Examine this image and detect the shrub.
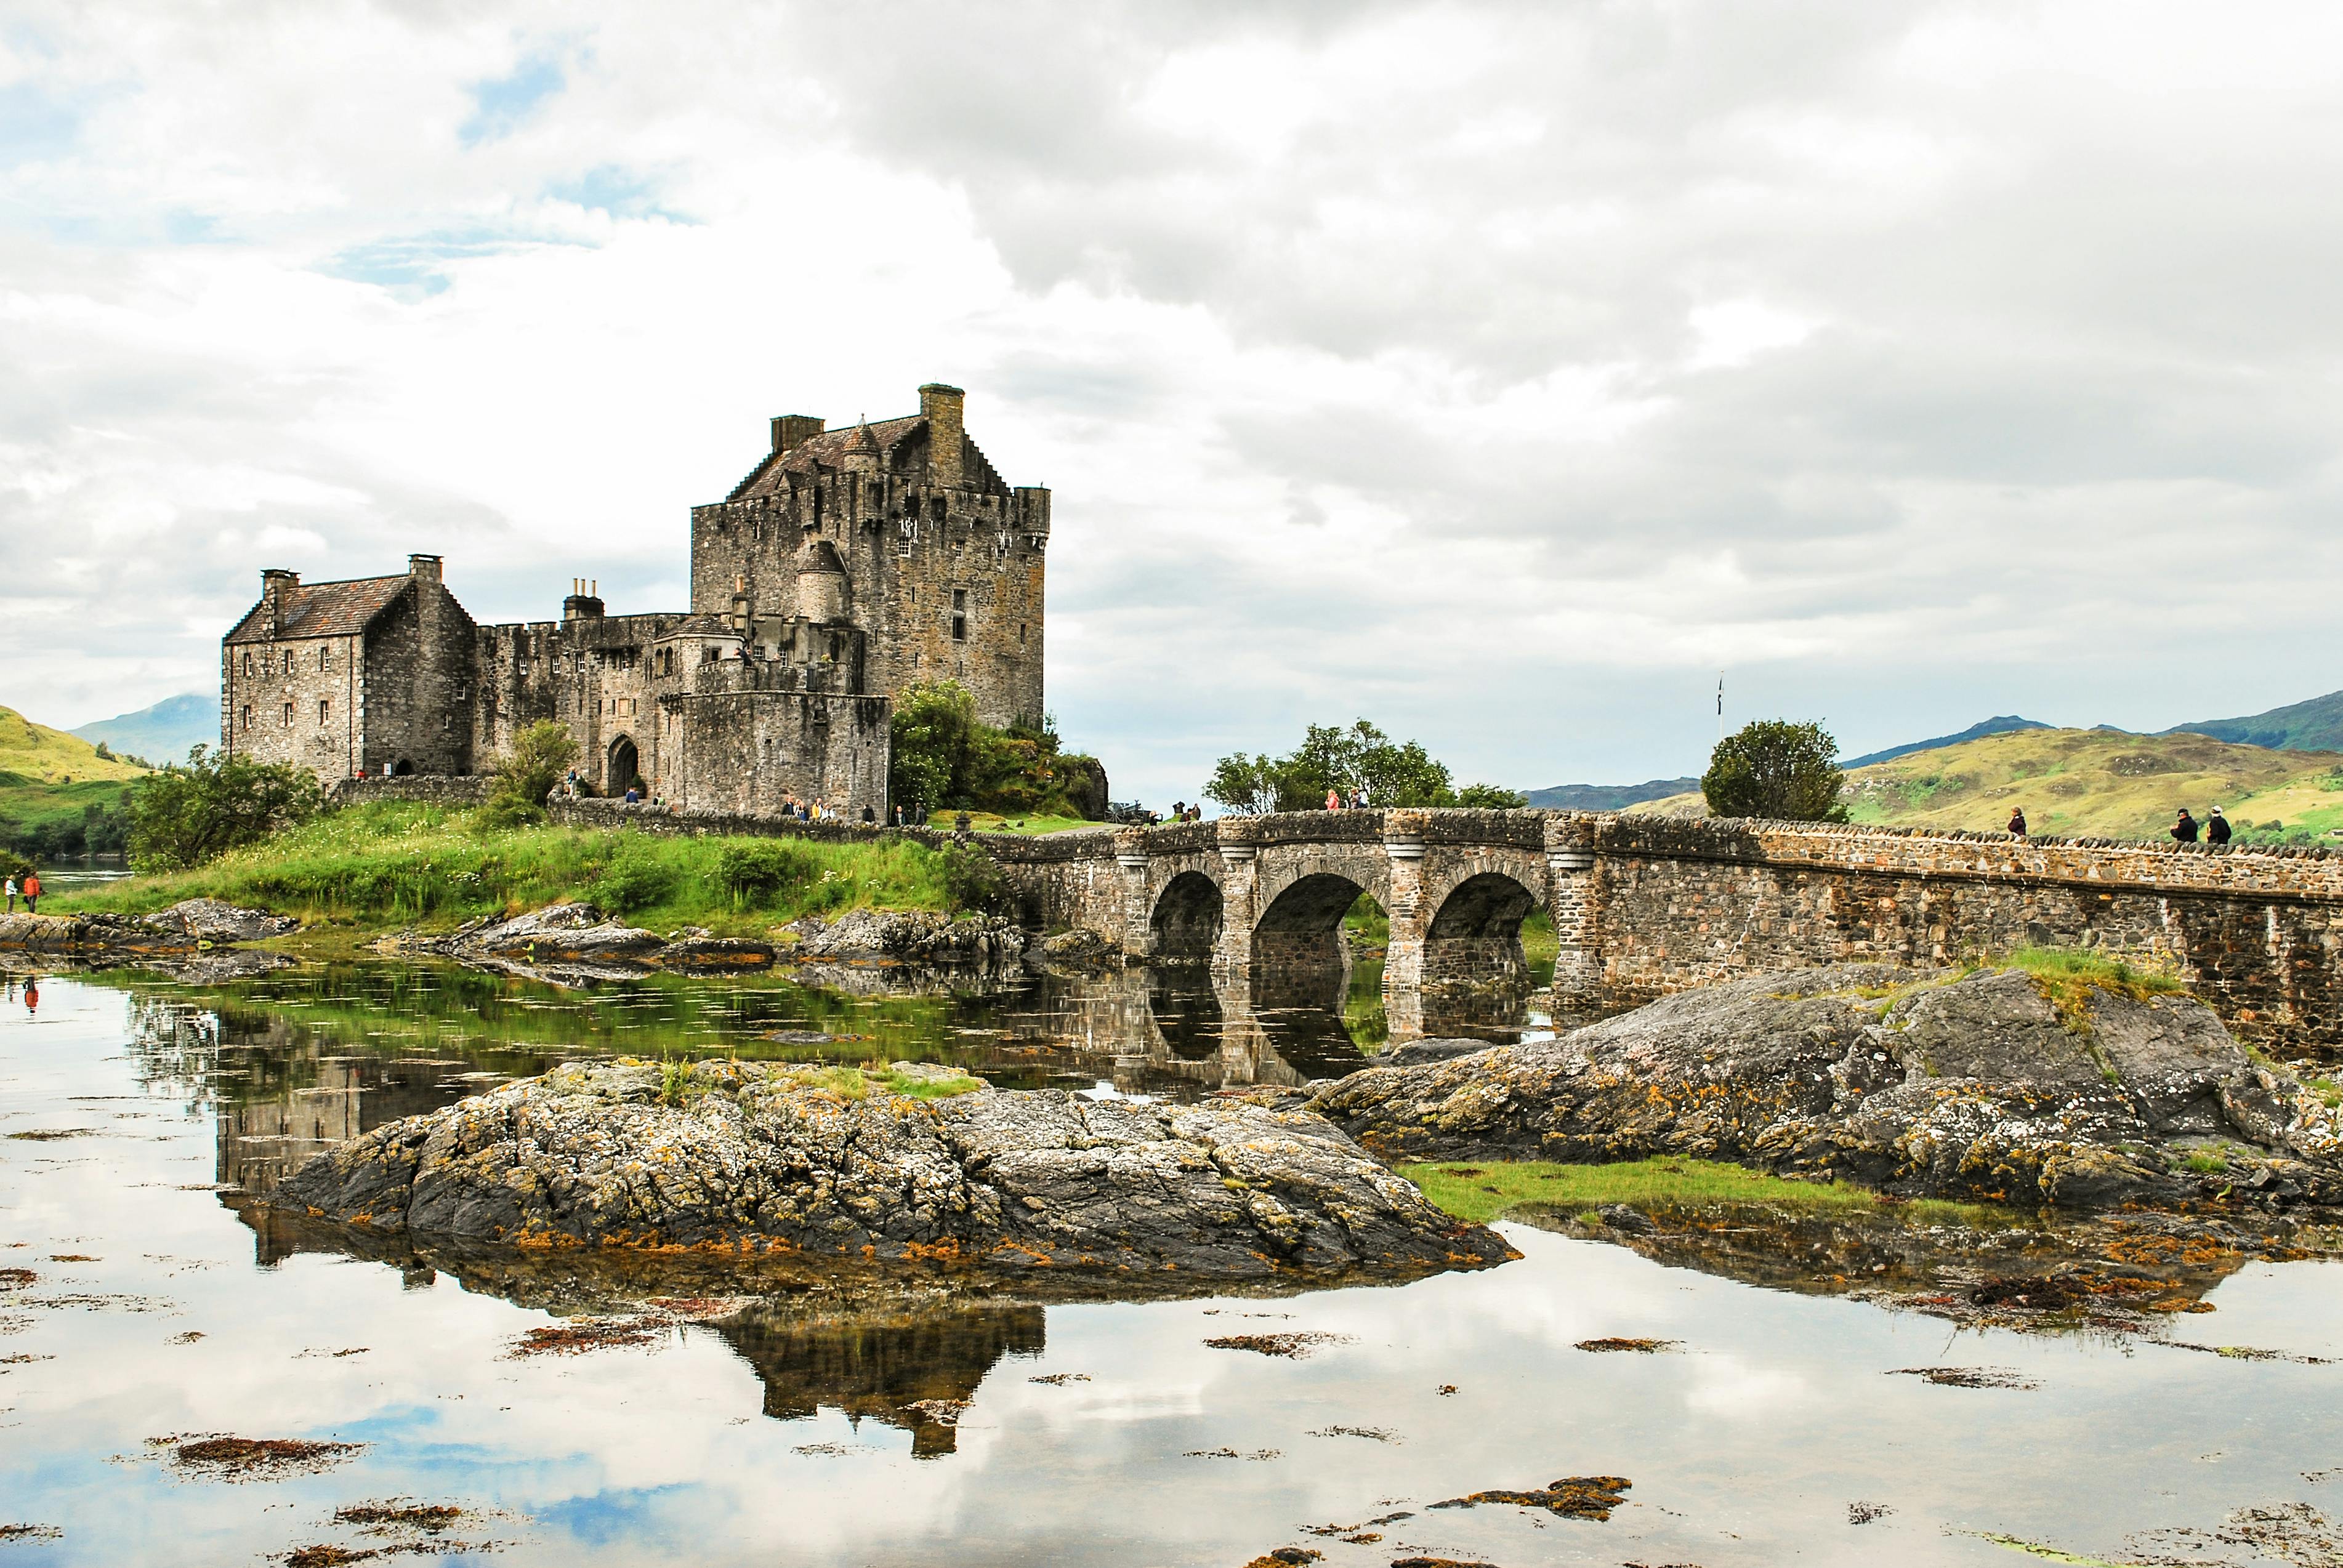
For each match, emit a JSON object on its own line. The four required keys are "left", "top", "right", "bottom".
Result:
{"left": 595, "top": 845, "right": 679, "bottom": 912}
{"left": 1702, "top": 720, "right": 1850, "bottom": 822}
{"left": 485, "top": 721, "right": 580, "bottom": 826}
{"left": 717, "top": 840, "right": 817, "bottom": 909}
{"left": 941, "top": 842, "right": 1007, "bottom": 914}
{"left": 128, "top": 746, "right": 323, "bottom": 872}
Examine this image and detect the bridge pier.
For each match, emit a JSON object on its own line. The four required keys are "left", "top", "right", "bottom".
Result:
{"left": 1544, "top": 814, "right": 1601, "bottom": 1019}
{"left": 1113, "top": 830, "right": 1153, "bottom": 956}
{"left": 1211, "top": 841, "right": 1260, "bottom": 973}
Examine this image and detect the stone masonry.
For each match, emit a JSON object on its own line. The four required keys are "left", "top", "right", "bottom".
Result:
{"left": 220, "top": 384, "right": 1047, "bottom": 820}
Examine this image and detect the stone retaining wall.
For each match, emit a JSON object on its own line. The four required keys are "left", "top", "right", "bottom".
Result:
{"left": 327, "top": 774, "right": 494, "bottom": 807}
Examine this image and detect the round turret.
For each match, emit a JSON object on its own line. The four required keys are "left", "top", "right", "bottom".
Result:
{"left": 796, "top": 536, "right": 849, "bottom": 623}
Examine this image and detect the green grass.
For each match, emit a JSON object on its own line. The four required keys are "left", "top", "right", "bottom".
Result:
{"left": 1999, "top": 946, "right": 2184, "bottom": 1025}
{"left": 951, "top": 810, "right": 1103, "bottom": 836}
{"left": 48, "top": 800, "right": 963, "bottom": 935}
{"left": 1401, "top": 1157, "right": 2010, "bottom": 1227}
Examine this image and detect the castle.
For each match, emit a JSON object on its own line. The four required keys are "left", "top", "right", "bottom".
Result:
{"left": 219, "top": 384, "right": 1048, "bottom": 818}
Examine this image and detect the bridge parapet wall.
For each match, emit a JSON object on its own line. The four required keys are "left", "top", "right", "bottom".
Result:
{"left": 1572, "top": 811, "right": 2343, "bottom": 1053}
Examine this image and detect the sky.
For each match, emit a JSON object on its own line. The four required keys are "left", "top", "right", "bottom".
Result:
{"left": 6, "top": 1, "right": 2343, "bottom": 806}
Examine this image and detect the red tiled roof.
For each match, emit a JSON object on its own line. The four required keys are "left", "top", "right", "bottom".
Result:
{"left": 224, "top": 576, "right": 410, "bottom": 645}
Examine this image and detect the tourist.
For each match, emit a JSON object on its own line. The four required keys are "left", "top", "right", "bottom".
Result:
{"left": 2171, "top": 809, "right": 2200, "bottom": 845}
{"left": 861, "top": 805, "right": 874, "bottom": 824}
{"left": 2007, "top": 806, "right": 2027, "bottom": 838}
{"left": 2208, "top": 806, "right": 2233, "bottom": 846}
{"left": 20, "top": 870, "right": 38, "bottom": 915}
{"left": 1352, "top": 786, "right": 1368, "bottom": 810}
{"left": 2, "top": 874, "right": 13, "bottom": 914}
{"left": 1325, "top": 787, "right": 1342, "bottom": 812}
{"left": 623, "top": 785, "right": 640, "bottom": 804}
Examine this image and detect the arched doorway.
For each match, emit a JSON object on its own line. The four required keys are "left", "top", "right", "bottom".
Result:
{"left": 608, "top": 735, "right": 639, "bottom": 795}
{"left": 1148, "top": 872, "right": 1223, "bottom": 960}
{"left": 390, "top": 758, "right": 414, "bottom": 776}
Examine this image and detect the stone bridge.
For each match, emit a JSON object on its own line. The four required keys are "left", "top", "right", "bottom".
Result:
{"left": 1001, "top": 806, "right": 2343, "bottom": 1055}
{"left": 548, "top": 797, "right": 2343, "bottom": 1055}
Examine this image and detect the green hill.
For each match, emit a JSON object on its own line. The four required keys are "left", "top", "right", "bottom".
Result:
{"left": 0, "top": 704, "right": 152, "bottom": 859}
{"left": 1631, "top": 728, "right": 2343, "bottom": 844}
{"left": 2164, "top": 688, "right": 2343, "bottom": 752}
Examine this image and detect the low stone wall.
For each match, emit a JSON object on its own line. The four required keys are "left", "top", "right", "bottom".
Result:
{"left": 328, "top": 774, "right": 494, "bottom": 807}
{"left": 1575, "top": 814, "right": 2343, "bottom": 1053}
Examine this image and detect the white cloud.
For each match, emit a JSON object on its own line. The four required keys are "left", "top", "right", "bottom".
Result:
{"left": 4, "top": 0, "right": 2341, "bottom": 799}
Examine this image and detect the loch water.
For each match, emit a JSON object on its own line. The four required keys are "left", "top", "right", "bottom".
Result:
{"left": 3, "top": 958, "right": 2343, "bottom": 1566}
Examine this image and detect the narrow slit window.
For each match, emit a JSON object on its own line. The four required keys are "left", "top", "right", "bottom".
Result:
{"left": 951, "top": 589, "right": 967, "bottom": 643}
{"left": 281, "top": 702, "right": 294, "bottom": 727}
{"left": 318, "top": 699, "right": 330, "bottom": 725}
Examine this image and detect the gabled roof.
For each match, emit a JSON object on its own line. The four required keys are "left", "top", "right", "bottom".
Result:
{"left": 727, "top": 415, "right": 925, "bottom": 502}
{"left": 224, "top": 576, "right": 409, "bottom": 645}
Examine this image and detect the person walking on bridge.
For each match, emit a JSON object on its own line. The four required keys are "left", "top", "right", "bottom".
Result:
{"left": 2007, "top": 806, "right": 2027, "bottom": 838}
{"left": 2171, "top": 809, "right": 2200, "bottom": 845}
{"left": 2208, "top": 806, "right": 2232, "bottom": 846}
{"left": 1325, "top": 787, "right": 1342, "bottom": 812}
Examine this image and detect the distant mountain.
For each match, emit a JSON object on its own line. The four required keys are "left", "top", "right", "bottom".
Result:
{"left": 1841, "top": 715, "right": 2054, "bottom": 770}
{"left": 1523, "top": 776, "right": 1700, "bottom": 811}
{"left": 0, "top": 704, "right": 150, "bottom": 786}
{"left": 2163, "top": 689, "right": 2343, "bottom": 753}
{"left": 70, "top": 693, "right": 213, "bottom": 766}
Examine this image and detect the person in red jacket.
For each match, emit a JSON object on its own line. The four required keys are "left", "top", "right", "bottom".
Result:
{"left": 20, "top": 870, "right": 38, "bottom": 914}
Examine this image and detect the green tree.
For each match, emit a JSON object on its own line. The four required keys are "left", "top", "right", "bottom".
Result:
{"left": 128, "top": 745, "right": 323, "bottom": 871}
{"left": 1204, "top": 719, "right": 1522, "bottom": 813}
{"left": 890, "top": 680, "right": 980, "bottom": 811}
{"left": 481, "top": 720, "right": 580, "bottom": 827}
{"left": 1702, "top": 720, "right": 1849, "bottom": 822}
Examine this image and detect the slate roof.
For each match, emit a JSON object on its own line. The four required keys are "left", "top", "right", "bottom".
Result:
{"left": 727, "top": 416, "right": 926, "bottom": 502}
{"left": 655, "top": 614, "right": 740, "bottom": 640}
{"left": 223, "top": 575, "right": 410, "bottom": 645}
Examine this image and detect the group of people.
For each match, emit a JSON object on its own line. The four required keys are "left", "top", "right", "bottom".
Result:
{"left": 2006, "top": 805, "right": 2233, "bottom": 845}
{"left": 1323, "top": 787, "right": 1371, "bottom": 811}
{"left": 3, "top": 872, "right": 38, "bottom": 914}
{"left": 1163, "top": 802, "right": 1206, "bottom": 824}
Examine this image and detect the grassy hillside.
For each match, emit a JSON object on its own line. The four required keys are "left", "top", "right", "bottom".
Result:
{"left": 0, "top": 705, "right": 150, "bottom": 786}
{"left": 2164, "top": 688, "right": 2343, "bottom": 752}
{"left": 0, "top": 703, "right": 152, "bottom": 859}
{"left": 1630, "top": 728, "right": 2343, "bottom": 843}
{"left": 52, "top": 800, "right": 969, "bottom": 934}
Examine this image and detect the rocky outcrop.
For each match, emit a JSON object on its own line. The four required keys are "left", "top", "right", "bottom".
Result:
{"left": 0, "top": 899, "right": 296, "bottom": 968}
{"left": 392, "top": 903, "right": 777, "bottom": 984}
{"left": 787, "top": 909, "right": 1027, "bottom": 968}
{"left": 1312, "top": 965, "right": 2343, "bottom": 1210}
{"left": 1028, "top": 928, "right": 1120, "bottom": 971}
{"left": 277, "top": 1058, "right": 1514, "bottom": 1279}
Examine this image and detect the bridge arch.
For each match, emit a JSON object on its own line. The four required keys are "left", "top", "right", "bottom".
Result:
{"left": 1254, "top": 870, "right": 1384, "bottom": 974}
{"left": 1149, "top": 870, "right": 1224, "bottom": 960}
{"left": 1417, "top": 866, "right": 1543, "bottom": 993}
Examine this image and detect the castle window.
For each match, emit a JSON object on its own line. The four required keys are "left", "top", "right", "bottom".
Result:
{"left": 1019, "top": 622, "right": 1026, "bottom": 645}
{"left": 283, "top": 649, "right": 294, "bottom": 675}
{"left": 318, "top": 645, "right": 329, "bottom": 672}
{"left": 318, "top": 699, "right": 330, "bottom": 725}
{"left": 241, "top": 705, "right": 252, "bottom": 731}
{"left": 242, "top": 650, "right": 252, "bottom": 678}
{"left": 951, "top": 589, "right": 966, "bottom": 643}
{"left": 281, "top": 702, "right": 294, "bottom": 727}
{"left": 813, "top": 487, "right": 823, "bottom": 528}
{"left": 930, "top": 497, "right": 946, "bottom": 523}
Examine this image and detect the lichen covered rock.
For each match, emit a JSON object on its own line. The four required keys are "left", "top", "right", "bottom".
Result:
{"left": 1311, "top": 965, "right": 2343, "bottom": 1210}
{"left": 278, "top": 1059, "right": 1514, "bottom": 1278}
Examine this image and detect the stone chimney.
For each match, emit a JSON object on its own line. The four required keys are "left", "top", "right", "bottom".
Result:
{"left": 408, "top": 553, "right": 443, "bottom": 585}
{"left": 260, "top": 568, "right": 299, "bottom": 633}
{"left": 772, "top": 414, "right": 825, "bottom": 455}
{"left": 919, "top": 383, "right": 964, "bottom": 488}
{"left": 563, "top": 577, "right": 605, "bottom": 622}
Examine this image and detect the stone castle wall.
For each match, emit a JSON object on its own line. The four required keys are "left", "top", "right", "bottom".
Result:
{"left": 328, "top": 774, "right": 493, "bottom": 807}
{"left": 222, "top": 630, "right": 363, "bottom": 779}
{"left": 357, "top": 571, "right": 478, "bottom": 778}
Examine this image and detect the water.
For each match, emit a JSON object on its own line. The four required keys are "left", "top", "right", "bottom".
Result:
{"left": 4, "top": 962, "right": 2342, "bottom": 1566}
